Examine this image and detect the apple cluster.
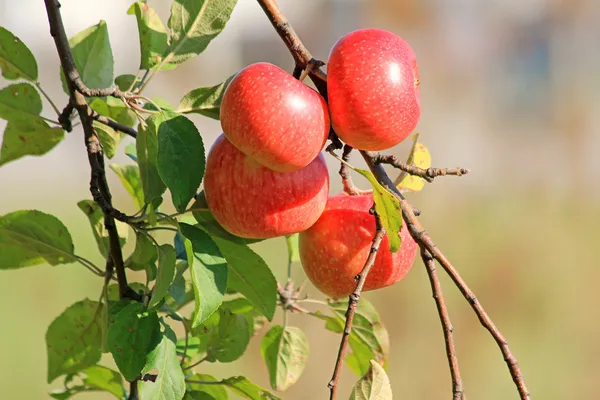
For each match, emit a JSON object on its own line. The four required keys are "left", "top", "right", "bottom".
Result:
{"left": 204, "top": 28, "right": 420, "bottom": 298}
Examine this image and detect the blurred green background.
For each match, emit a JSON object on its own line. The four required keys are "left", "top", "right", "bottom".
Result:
{"left": 1, "top": 0, "right": 599, "bottom": 398}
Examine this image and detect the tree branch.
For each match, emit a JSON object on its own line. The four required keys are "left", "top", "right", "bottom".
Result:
{"left": 43, "top": 0, "right": 137, "bottom": 319}
{"left": 361, "top": 154, "right": 530, "bottom": 399}
{"left": 365, "top": 151, "right": 470, "bottom": 183}
{"left": 328, "top": 210, "right": 385, "bottom": 400}
{"left": 90, "top": 109, "right": 138, "bottom": 138}
{"left": 58, "top": 102, "right": 74, "bottom": 132}
{"left": 421, "top": 248, "right": 465, "bottom": 400}
{"left": 256, "top": 1, "right": 530, "bottom": 398}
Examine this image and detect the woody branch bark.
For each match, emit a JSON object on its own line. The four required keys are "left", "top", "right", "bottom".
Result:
{"left": 43, "top": 0, "right": 140, "bottom": 321}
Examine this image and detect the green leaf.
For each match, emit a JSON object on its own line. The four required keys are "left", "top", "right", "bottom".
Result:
{"left": 191, "top": 194, "right": 263, "bottom": 245}
{"left": 349, "top": 360, "right": 393, "bottom": 400}
{"left": 49, "top": 387, "right": 80, "bottom": 399}
{"left": 46, "top": 299, "right": 104, "bottom": 382}
{"left": 206, "top": 308, "right": 251, "bottom": 363}
{"left": 77, "top": 200, "right": 128, "bottom": 259}
{"left": 187, "top": 374, "right": 228, "bottom": 399}
{"left": 148, "top": 244, "right": 177, "bottom": 309}
{"left": 128, "top": 2, "right": 172, "bottom": 70}
{"left": 125, "top": 230, "right": 158, "bottom": 271}
{"left": 346, "top": 337, "right": 376, "bottom": 376}
{"left": 184, "top": 392, "right": 218, "bottom": 400}
{"left": 177, "top": 75, "right": 233, "bottom": 119}
{"left": 107, "top": 302, "right": 160, "bottom": 381}
{"left": 0, "top": 26, "right": 38, "bottom": 80}
{"left": 155, "top": 112, "right": 205, "bottom": 212}
{"left": 0, "top": 210, "right": 76, "bottom": 268}
{"left": 89, "top": 98, "right": 136, "bottom": 159}
{"left": 223, "top": 376, "right": 279, "bottom": 400}
{"left": 0, "top": 82, "right": 42, "bottom": 121}
{"left": 105, "top": 97, "right": 137, "bottom": 127}
{"left": 327, "top": 299, "right": 389, "bottom": 376}
{"left": 93, "top": 122, "right": 123, "bottom": 159}
{"left": 125, "top": 143, "right": 138, "bottom": 161}
{"left": 145, "top": 97, "right": 176, "bottom": 112}
{"left": 169, "top": 263, "right": 187, "bottom": 304}
{"left": 328, "top": 299, "right": 389, "bottom": 362}
{"left": 81, "top": 365, "right": 125, "bottom": 398}
{"left": 0, "top": 118, "right": 64, "bottom": 166}
{"left": 180, "top": 224, "right": 227, "bottom": 327}
{"left": 222, "top": 297, "right": 253, "bottom": 315}
{"left": 177, "top": 336, "right": 202, "bottom": 360}
{"left": 165, "top": 0, "right": 239, "bottom": 64}
{"left": 260, "top": 325, "right": 309, "bottom": 391}
{"left": 138, "top": 323, "right": 186, "bottom": 400}
{"left": 138, "top": 114, "right": 167, "bottom": 206}
{"left": 354, "top": 168, "right": 403, "bottom": 252}
{"left": 222, "top": 298, "right": 264, "bottom": 337}
{"left": 115, "top": 74, "right": 139, "bottom": 92}
{"left": 61, "top": 20, "right": 114, "bottom": 94}
{"left": 212, "top": 237, "right": 277, "bottom": 321}
{"left": 110, "top": 163, "right": 145, "bottom": 209}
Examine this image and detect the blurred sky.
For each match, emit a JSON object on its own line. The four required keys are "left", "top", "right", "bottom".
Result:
{"left": 1, "top": 0, "right": 599, "bottom": 399}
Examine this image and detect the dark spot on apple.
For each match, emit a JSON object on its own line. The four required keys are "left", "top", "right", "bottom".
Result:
{"left": 117, "top": 348, "right": 122, "bottom": 352}
{"left": 18, "top": 135, "right": 26, "bottom": 143}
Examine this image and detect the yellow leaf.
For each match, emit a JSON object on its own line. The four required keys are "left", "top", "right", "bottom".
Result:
{"left": 397, "top": 134, "right": 431, "bottom": 192}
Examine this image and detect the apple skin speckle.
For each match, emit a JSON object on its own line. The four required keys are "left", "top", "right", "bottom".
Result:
{"left": 204, "top": 134, "right": 330, "bottom": 239}
{"left": 299, "top": 193, "right": 417, "bottom": 298}
{"left": 327, "top": 28, "right": 421, "bottom": 151}
{"left": 220, "top": 62, "right": 330, "bottom": 172}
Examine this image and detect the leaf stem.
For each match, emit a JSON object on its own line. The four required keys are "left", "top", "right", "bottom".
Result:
{"left": 183, "top": 355, "right": 209, "bottom": 371}
{"left": 185, "top": 379, "right": 225, "bottom": 385}
{"left": 35, "top": 81, "right": 61, "bottom": 116}
{"left": 74, "top": 255, "right": 104, "bottom": 276}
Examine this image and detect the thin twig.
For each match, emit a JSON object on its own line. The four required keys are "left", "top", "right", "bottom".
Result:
{"left": 90, "top": 109, "right": 137, "bottom": 138}
{"left": 339, "top": 145, "right": 364, "bottom": 196}
{"left": 328, "top": 211, "right": 385, "bottom": 400}
{"left": 256, "top": 1, "right": 529, "bottom": 398}
{"left": 421, "top": 248, "right": 465, "bottom": 400}
{"left": 183, "top": 355, "right": 209, "bottom": 371}
{"left": 35, "top": 81, "right": 61, "bottom": 116}
{"left": 365, "top": 151, "right": 470, "bottom": 183}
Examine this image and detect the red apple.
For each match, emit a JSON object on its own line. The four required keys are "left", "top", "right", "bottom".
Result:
{"left": 327, "top": 28, "right": 420, "bottom": 151}
{"left": 220, "top": 62, "right": 330, "bottom": 172}
{"left": 299, "top": 193, "right": 417, "bottom": 298}
{"left": 203, "top": 134, "right": 330, "bottom": 239}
